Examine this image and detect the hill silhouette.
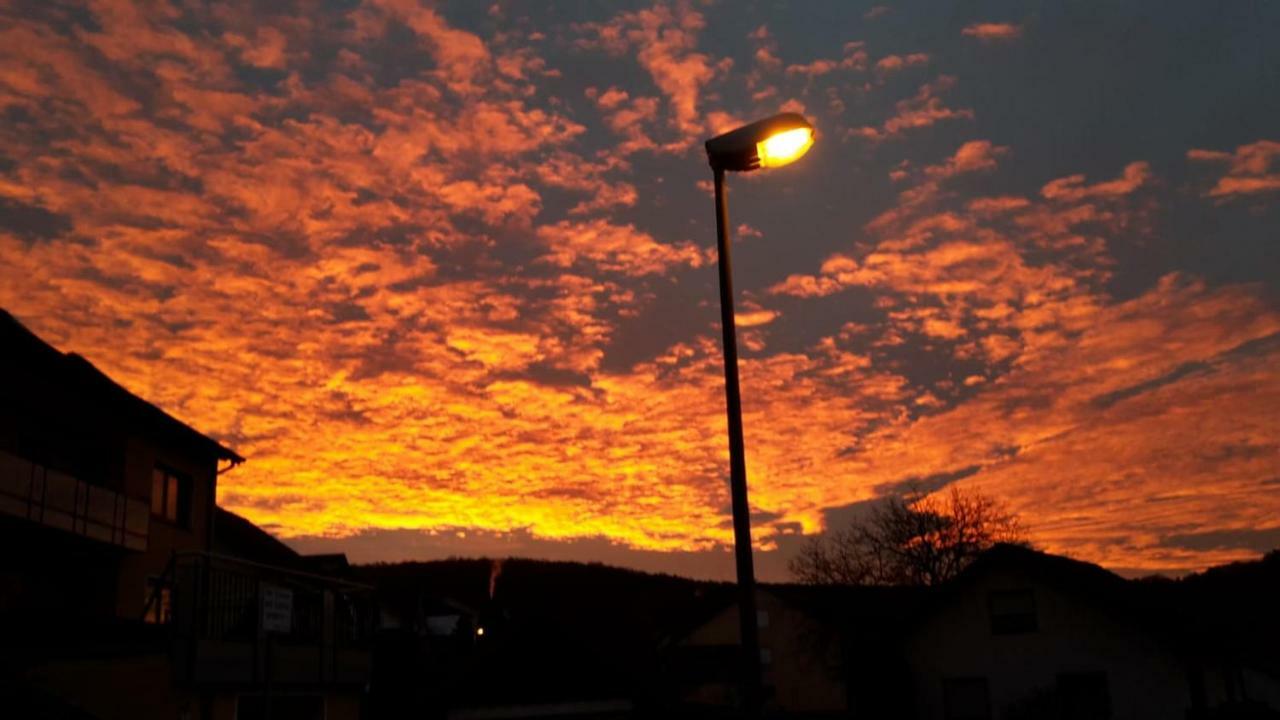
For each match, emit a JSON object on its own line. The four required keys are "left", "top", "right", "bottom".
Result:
{"left": 355, "top": 557, "right": 733, "bottom": 707}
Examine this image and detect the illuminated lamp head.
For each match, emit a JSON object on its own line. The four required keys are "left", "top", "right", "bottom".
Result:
{"left": 705, "top": 112, "right": 816, "bottom": 172}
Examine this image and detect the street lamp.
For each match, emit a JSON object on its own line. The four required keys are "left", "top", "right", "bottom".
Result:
{"left": 704, "top": 112, "right": 815, "bottom": 716}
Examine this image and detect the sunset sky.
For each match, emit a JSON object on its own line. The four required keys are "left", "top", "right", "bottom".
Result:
{"left": 1, "top": 0, "right": 1277, "bottom": 580}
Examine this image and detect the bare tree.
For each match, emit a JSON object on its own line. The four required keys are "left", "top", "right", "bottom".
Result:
{"left": 789, "top": 486, "right": 1028, "bottom": 586}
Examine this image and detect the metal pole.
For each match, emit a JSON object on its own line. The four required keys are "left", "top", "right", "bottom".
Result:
{"left": 712, "top": 166, "right": 763, "bottom": 716}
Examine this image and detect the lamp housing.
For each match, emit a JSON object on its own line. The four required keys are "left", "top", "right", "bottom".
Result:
{"left": 705, "top": 113, "right": 815, "bottom": 172}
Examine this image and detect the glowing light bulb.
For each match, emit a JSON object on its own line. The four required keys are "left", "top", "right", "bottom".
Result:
{"left": 756, "top": 127, "right": 814, "bottom": 168}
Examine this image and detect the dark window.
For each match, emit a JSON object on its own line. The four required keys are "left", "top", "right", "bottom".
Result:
{"left": 1057, "top": 672, "right": 1111, "bottom": 720}
{"left": 151, "top": 466, "right": 190, "bottom": 526}
{"left": 943, "top": 677, "right": 991, "bottom": 720}
{"left": 988, "top": 589, "right": 1037, "bottom": 634}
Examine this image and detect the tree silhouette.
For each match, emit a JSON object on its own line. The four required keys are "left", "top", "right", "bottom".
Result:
{"left": 790, "top": 486, "right": 1028, "bottom": 586}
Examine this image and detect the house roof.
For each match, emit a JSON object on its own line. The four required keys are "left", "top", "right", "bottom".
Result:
{"left": 0, "top": 308, "right": 242, "bottom": 464}
{"left": 957, "top": 543, "right": 1130, "bottom": 594}
{"left": 924, "top": 543, "right": 1277, "bottom": 666}
{"left": 213, "top": 506, "right": 303, "bottom": 569}
{"left": 926, "top": 543, "right": 1147, "bottom": 625}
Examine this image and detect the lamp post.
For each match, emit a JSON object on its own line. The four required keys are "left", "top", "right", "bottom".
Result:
{"left": 704, "top": 113, "right": 815, "bottom": 717}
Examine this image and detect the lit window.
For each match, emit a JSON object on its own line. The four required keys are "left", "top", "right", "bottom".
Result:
{"left": 151, "top": 468, "right": 165, "bottom": 516}
{"left": 144, "top": 577, "right": 172, "bottom": 624}
{"left": 151, "top": 466, "right": 190, "bottom": 526}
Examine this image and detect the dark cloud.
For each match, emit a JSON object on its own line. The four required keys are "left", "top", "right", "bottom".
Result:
{"left": 1159, "top": 527, "right": 1280, "bottom": 555}
{"left": 872, "top": 464, "right": 982, "bottom": 496}
{"left": 0, "top": 198, "right": 72, "bottom": 242}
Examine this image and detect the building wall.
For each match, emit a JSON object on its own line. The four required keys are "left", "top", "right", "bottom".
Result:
{"left": 22, "top": 654, "right": 202, "bottom": 720}
{"left": 902, "top": 567, "right": 1191, "bottom": 720}
{"left": 680, "top": 590, "right": 847, "bottom": 714}
{"left": 0, "top": 351, "right": 220, "bottom": 621}
{"left": 115, "top": 433, "right": 217, "bottom": 619}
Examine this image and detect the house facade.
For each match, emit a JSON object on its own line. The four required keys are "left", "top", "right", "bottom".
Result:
{"left": 665, "top": 585, "right": 918, "bottom": 717}
{"left": 0, "top": 309, "right": 372, "bottom": 720}
{"left": 901, "top": 545, "right": 1280, "bottom": 720}
{"left": 0, "top": 311, "right": 239, "bottom": 623}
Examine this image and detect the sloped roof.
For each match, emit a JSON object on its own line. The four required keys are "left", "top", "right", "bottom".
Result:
{"left": 924, "top": 543, "right": 1261, "bottom": 662}
{"left": 930, "top": 543, "right": 1144, "bottom": 623}
{"left": 213, "top": 506, "right": 303, "bottom": 569}
{"left": 958, "top": 543, "right": 1129, "bottom": 593}
{"left": 0, "top": 309, "right": 242, "bottom": 464}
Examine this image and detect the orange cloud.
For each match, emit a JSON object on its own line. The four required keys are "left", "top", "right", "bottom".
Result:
{"left": 1188, "top": 140, "right": 1280, "bottom": 198}
{"left": 579, "top": 3, "right": 722, "bottom": 142}
{"left": 535, "top": 220, "right": 705, "bottom": 276}
{"left": 962, "top": 22, "right": 1023, "bottom": 41}
{"left": 587, "top": 87, "right": 662, "bottom": 154}
{"left": 785, "top": 59, "right": 839, "bottom": 77}
{"left": 852, "top": 76, "right": 975, "bottom": 141}
{"left": 224, "top": 27, "right": 291, "bottom": 69}
{"left": 766, "top": 134, "right": 1277, "bottom": 571}
{"left": 365, "top": 0, "right": 492, "bottom": 95}
{"left": 1041, "top": 162, "right": 1151, "bottom": 201}
{"left": 925, "top": 140, "right": 1009, "bottom": 178}
{"left": 874, "top": 53, "right": 929, "bottom": 74}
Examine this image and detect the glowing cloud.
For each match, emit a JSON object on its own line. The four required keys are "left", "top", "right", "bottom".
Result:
{"left": 962, "top": 23, "right": 1024, "bottom": 41}
{"left": 1188, "top": 140, "right": 1280, "bottom": 198}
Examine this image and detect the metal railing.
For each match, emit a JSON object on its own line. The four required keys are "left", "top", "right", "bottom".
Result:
{"left": 147, "top": 551, "right": 375, "bottom": 688}
{"left": 157, "top": 551, "right": 375, "bottom": 645}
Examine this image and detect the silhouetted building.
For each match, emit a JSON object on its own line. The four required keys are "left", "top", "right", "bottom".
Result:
{"left": 663, "top": 584, "right": 922, "bottom": 717}
{"left": 0, "top": 309, "right": 372, "bottom": 720}
{"left": 664, "top": 545, "right": 1280, "bottom": 719}
{"left": 900, "top": 544, "right": 1280, "bottom": 720}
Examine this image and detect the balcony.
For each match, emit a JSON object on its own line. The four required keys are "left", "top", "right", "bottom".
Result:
{"left": 164, "top": 552, "right": 374, "bottom": 690}
{"left": 0, "top": 448, "right": 148, "bottom": 551}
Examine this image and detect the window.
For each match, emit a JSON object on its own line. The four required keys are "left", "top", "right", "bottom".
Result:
{"left": 1057, "top": 672, "right": 1111, "bottom": 720}
{"left": 757, "top": 610, "right": 769, "bottom": 629}
{"left": 943, "top": 677, "right": 991, "bottom": 720}
{"left": 151, "top": 466, "right": 190, "bottom": 526}
{"left": 144, "top": 577, "right": 172, "bottom": 624}
{"left": 988, "top": 589, "right": 1037, "bottom": 634}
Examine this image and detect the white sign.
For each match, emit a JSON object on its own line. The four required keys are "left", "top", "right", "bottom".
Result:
{"left": 261, "top": 584, "right": 293, "bottom": 633}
